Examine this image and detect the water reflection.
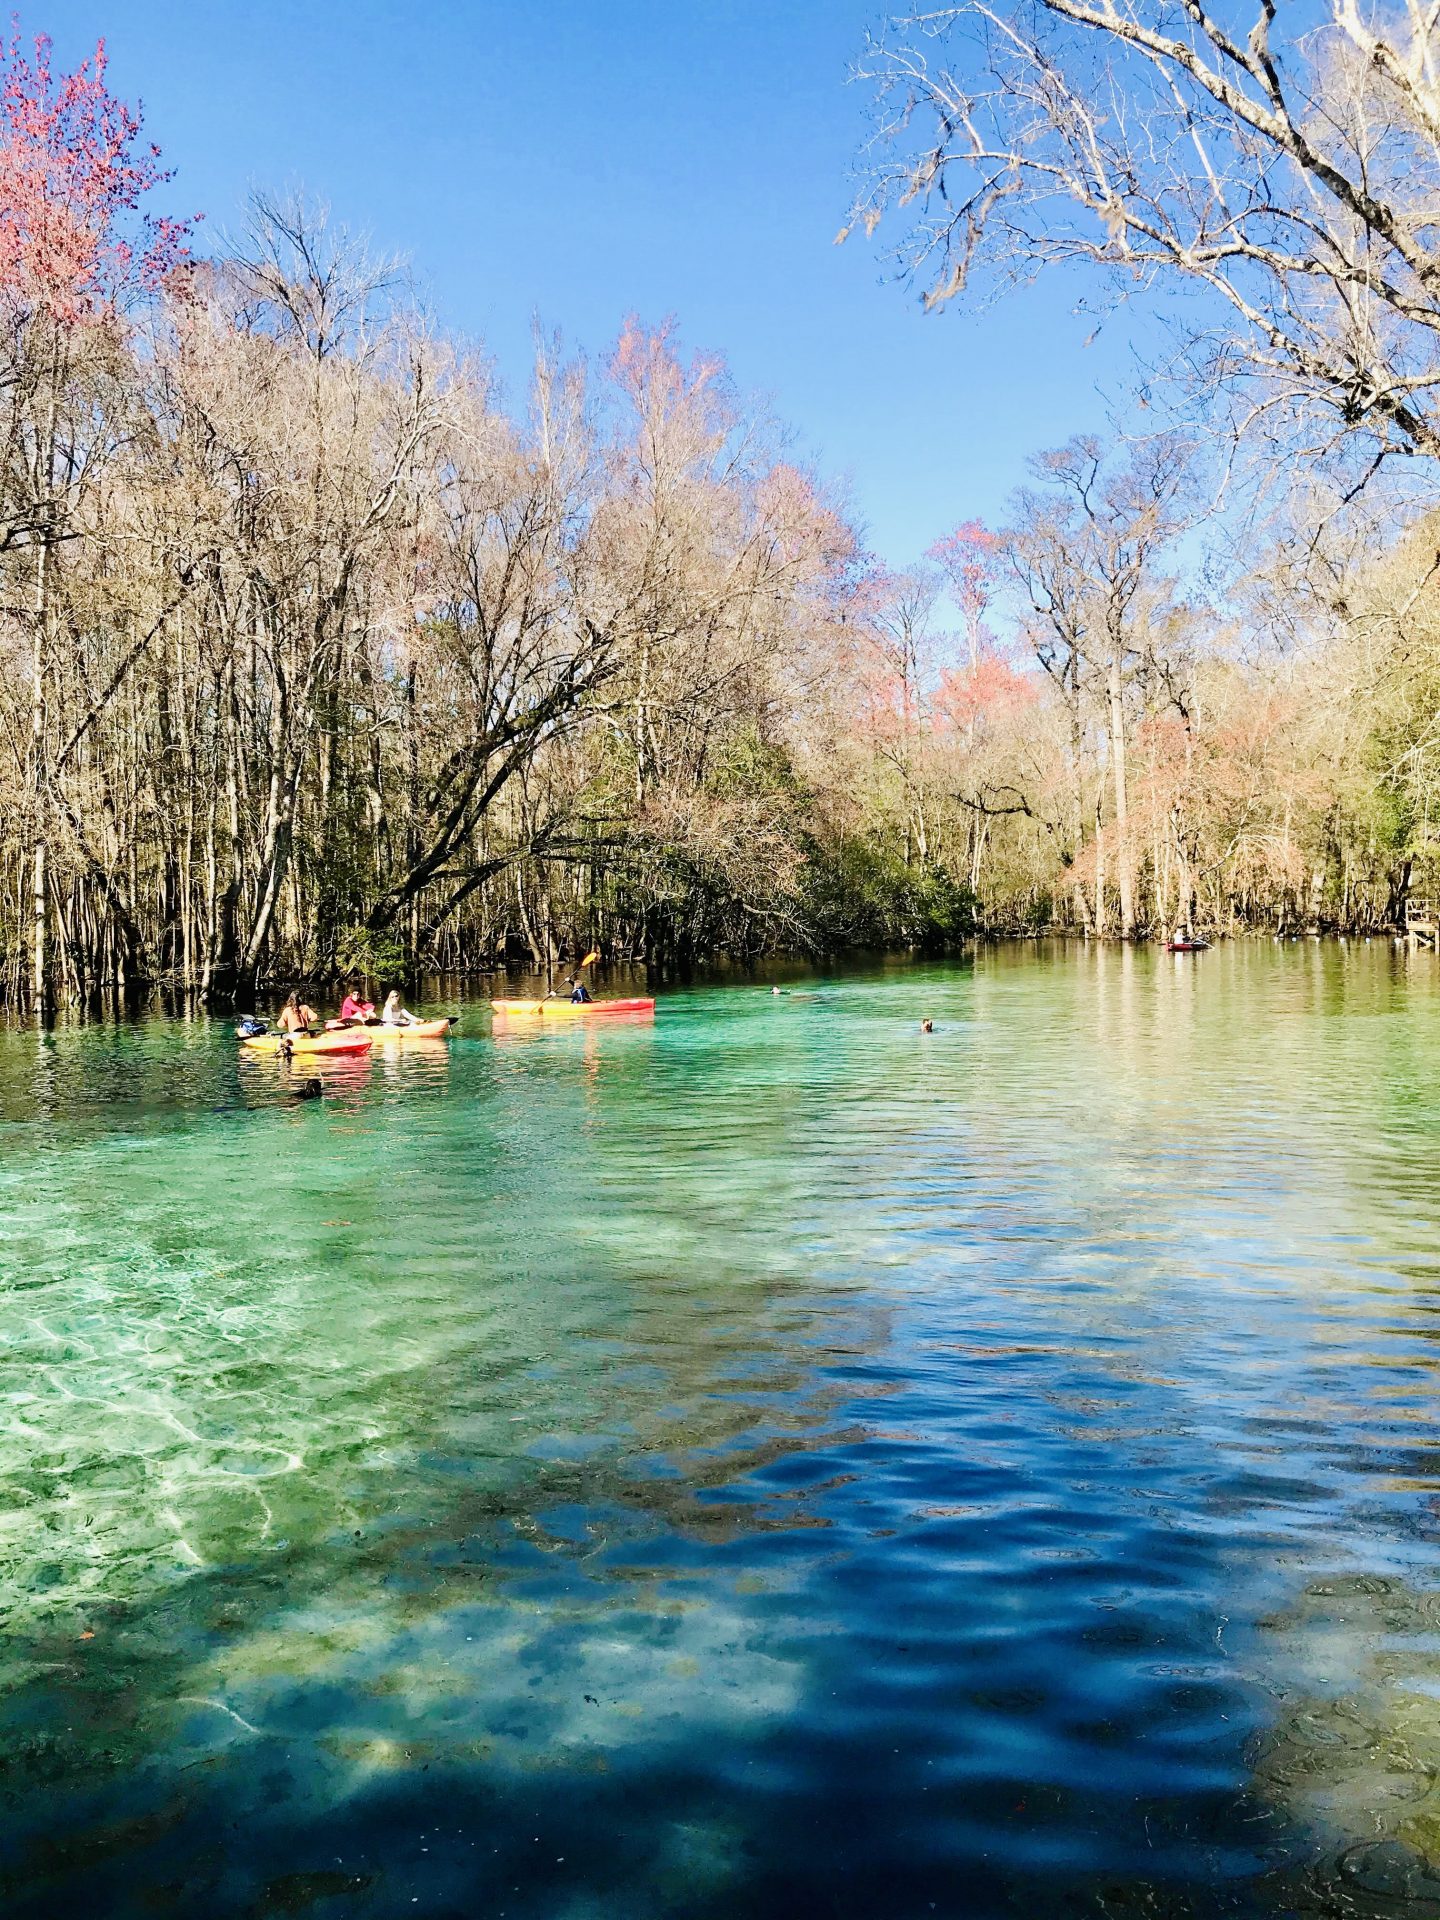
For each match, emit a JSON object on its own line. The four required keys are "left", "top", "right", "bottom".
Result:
{"left": 2, "top": 943, "right": 1440, "bottom": 1917}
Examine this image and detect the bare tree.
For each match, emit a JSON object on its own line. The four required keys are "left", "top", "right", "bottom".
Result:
{"left": 999, "top": 435, "right": 1193, "bottom": 934}
{"left": 851, "top": 0, "right": 1440, "bottom": 471}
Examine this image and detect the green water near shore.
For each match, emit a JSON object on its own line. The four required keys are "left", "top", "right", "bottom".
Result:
{"left": 4, "top": 942, "right": 1440, "bottom": 1917}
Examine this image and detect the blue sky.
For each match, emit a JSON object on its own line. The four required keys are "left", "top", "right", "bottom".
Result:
{"left": 51, "top": 0, "right": 1148, "bottom": 566}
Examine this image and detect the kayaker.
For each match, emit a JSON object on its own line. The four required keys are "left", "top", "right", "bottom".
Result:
{"left": 567, "top": 975, "right": 592, "bottom": 1004}
{"left": 380, "top": 988, "right": 418, "bottom": 1027}
{"left": 276, "top": 991, "right": 317, "bottom": 1035}
{"left": 338, "top": 982, "right": 375, "bottom": 1024}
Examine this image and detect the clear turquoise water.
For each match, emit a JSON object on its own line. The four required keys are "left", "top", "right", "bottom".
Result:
{"left": 5, "top": 943, "right": 1440, "bottom": 1918}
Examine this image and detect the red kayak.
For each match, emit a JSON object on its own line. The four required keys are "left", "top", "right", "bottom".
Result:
{"left": 1166, "top": 940, "right": 1211, "bottom": 952}
{"left": 490, "top": 996, "right": 656, "bottom": 1018}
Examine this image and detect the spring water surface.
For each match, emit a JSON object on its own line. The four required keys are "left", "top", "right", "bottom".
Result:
{"left": 5, "top": 942, "right": 1440, "bottom": 1918}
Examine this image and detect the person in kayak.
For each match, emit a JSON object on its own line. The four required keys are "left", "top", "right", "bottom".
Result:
{"left": 567, "top": 975, "right": 592, "bottom": 1003}
{"left": 276, "top": 991, "right": 318, "bottom": 1035}
{"left": 380, "top": 989, "right": 418, "bottom": 1027}
{"left": 338, "top": 982, "right": 375, "bottom": 1023}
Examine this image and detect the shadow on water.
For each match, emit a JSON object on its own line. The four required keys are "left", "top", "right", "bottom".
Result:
{"left": 4, "top": 942, "right": 1440, "bottom": 1917}
{"left": 15, "top": 1433, "right": 1440, "bottom": 1919}
{"left": 0, "top": 1432, "right": 1320, "bottom": 1920}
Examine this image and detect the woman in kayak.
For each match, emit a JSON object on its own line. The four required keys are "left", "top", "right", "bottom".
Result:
{"left": 338, "top": 982, "right": 376, "bottom": 1023}
{"left": 567, "top": 975, "right": 592, "bottom": 1004}
{"left": 380, "top": 988, "right": 418, "bottom": 1027}
{"left": 276, "top": 991, "right": 318, "bottom": 1035}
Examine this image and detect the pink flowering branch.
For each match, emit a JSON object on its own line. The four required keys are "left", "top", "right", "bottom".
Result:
{"left": 0, "top": 20, "right": 195, "bottom": 327}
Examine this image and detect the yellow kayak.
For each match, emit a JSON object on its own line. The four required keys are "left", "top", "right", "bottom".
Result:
{"left": 240, "top": 1030, "right": 374, "bottom": 1056}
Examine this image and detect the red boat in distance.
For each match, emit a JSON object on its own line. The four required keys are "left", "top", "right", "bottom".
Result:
{"left": 490, "top": 996, "right": 656, "bottom": 1018}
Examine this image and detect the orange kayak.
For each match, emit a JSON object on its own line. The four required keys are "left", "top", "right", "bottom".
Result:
{"left": 491, "top": 997, "right": 655, "bottom": 1018}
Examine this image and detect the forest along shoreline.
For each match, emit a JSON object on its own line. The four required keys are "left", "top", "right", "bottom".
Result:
{"left": 4, "top": 40, "right": 1440, "bottom": 1015}
{"left": 3, "top": 933, "right": 1435, "bottom": 1040}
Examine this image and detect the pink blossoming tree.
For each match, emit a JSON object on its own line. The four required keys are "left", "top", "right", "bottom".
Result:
{"left": 0, "top": 23, "right": 192, "bottom": 1003}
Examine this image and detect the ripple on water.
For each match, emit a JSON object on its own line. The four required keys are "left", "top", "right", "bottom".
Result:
{"left": 2, "top": 946, "right": 1440, "bottom": 1918}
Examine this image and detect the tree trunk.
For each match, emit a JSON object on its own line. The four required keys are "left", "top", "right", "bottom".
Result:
{"left": 30, "top": 840, "right": 46, "bottom": 1009}
{"left": 28, "top": 502, "right": 51, "bottom": 1010}
{"left": 1107, "top": 649, "right": 1134, "bottom": 939}
{"left": 1386, "top": 856, "right": 1414, "bottom": 929}
{"left": 27, "top": 339, "right": 61, "bottom": 1011}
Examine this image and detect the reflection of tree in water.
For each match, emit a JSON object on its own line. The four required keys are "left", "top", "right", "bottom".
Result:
{"left": 1244, "top": 1572, "right": 1440, "bottom": 1915}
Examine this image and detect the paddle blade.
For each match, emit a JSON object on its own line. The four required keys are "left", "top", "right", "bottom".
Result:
{"left": 580, "top": 949, "right": 600, "bottom": 967}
